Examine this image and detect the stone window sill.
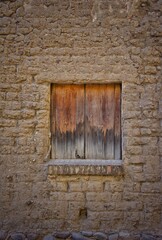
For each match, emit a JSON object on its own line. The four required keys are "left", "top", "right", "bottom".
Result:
{"left": 47, "top": 159, "right": 123, "bottom": 176}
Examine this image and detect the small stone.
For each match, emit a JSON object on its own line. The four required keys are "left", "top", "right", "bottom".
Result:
{"left": 10, "top": 233, "right": 26, "bottom": 240}
{"left": 43, "top": 235, "right": 55, "bottom": 240}
{"left": 119, "top": 232, "right": 130, "bottom": 238}
{"left": 94, "top": 232, "right": 108, "bottom": 240}
{"left": 0, "top": 231, "right": 8, "bottom": 240}
{"left": 81, "top": 231, "right": 93, "bottom": 237}
{"left": 54, "top": 232, "right": 70, "bottom": 239}
{"left": 141, "top": 234, "right": 156, "bottom": 240}
{"left": 108, "top": 233, "right": 119, "bottom": 240}
{"left": 118, "top": 232, "right": 130, "bottom": 239}
{"left": 71, "top": 232, "right": 89, "bottom": 240}
{"left": 26, "top": 233, "right": 38, "bottom": 240}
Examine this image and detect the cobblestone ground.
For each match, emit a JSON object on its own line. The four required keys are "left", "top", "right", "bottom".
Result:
{"left": 0, "top": 231, "right": 162, "bottom": 240}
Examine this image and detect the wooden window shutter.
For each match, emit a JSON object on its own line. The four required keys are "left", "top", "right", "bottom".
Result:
{"left": 51, "top": 84, "right": 121, "bottom": 160}
{"left": 51, "top": 85, "right": 85, "bottom": 159}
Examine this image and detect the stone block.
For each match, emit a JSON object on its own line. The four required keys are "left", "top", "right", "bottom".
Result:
{"left": 56, "top": 182, "right": 68, "bottom": 192}
{"left": 141, "top": 182, "right": 161, "bottom": 193}
{"left": 87, "top": 181, "right": 103, "bottom": 192}
{"left": 144, "top": 66, "right": 157, "bottom": 74}
{"left": 68, "top": 181, "right": 83, "bottom": 192}
{"left": 86, "top": 192, "right": 111, "bottom": 202}
{"left": 65, "top": 192, "right": 85, "bottom": 202}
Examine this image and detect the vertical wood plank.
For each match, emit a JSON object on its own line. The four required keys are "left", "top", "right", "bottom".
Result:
{"left": 114, "top": 84, "right": 121, "bottom": 159}
{"left": 51, "top": 85, "right": 84, "bottom": 159}
{"left": 51, "top": 84, "right": 56, "bottom": 158}
{"left": 85, "top": 84, "right": 115, "bottom": 159}
{"left": 104, "top": 84, "right": 115, "bottom": 159}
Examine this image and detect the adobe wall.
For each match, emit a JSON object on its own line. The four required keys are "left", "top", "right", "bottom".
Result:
{"left": 0, "top": 0, "right": 162, "bottom": 237}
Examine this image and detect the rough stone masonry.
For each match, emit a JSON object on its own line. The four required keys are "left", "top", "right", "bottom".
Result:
{"left": 0, "top": 0, "right": 162, "bottom": 238}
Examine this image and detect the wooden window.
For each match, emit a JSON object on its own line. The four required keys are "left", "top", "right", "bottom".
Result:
{"left": 51, "top": 84, "right": 121, "bottom": 160}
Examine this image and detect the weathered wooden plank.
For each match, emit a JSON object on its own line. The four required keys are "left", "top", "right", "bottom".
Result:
{"left": 85, "top": 84, "right": 115, "bottom": 159}
{"left": 51, "top": 84, "right": 84, "bottom": 159}
{"left": 51, "top": 84, "right": 56, "bottom": 159}
{"left": 104, "top": 84, "right": 115, "bottom": 159}
{"left": 114, "top": 84, "right": 121, "bottom": 159}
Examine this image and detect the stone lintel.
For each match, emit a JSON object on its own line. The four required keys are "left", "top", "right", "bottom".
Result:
{"left": 47, "top": 159, "right": 123, "bottom": 176}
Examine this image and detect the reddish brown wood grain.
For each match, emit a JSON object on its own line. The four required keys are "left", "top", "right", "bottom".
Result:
{"left": 85, "top": 84, "right": 115, "bottom": 159}
{"left": 51, "top": 84, "right": 84, "bottom": 159}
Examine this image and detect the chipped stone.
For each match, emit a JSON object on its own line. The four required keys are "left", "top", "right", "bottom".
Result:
{"left": 26, "top": 233, "right": 38, "bottom": 240}
{"left": 108, "top": 233, "right": 119, "bottom": 240}
{"left": 141, "top": 234, "right": 157, "bottom": 240}
{"left": 93, "top": 232, "right": 107, "bottom": 240}
{"left": 71, "top": 232, "right": 89, "bottom": 240}
{"left": 81, "top": 231, "right": 93, "bottom": 237}
{"left": 43, "top": 235, "right": 55, "bottom": 240}
{"left": 10, "top": 233, "right": 26, "bottom": 240}
{"left": 54, "top": 232, "right": 70, "bottom": 239}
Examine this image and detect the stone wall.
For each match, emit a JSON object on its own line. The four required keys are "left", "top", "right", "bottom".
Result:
{"left": 0, "top": 0, "right": 162, "bottom": 236}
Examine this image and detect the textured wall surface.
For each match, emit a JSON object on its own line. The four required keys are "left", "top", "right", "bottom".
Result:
{"left": 0, "top": 0, "right": 162, "bottom": 236}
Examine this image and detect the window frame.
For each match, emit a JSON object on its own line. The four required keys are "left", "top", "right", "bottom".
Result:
{"left": 48, "top": 83, "right": 123, "bottom": 176}
{"left": 50, "top": 82, "right": 122, "bottom": 161}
